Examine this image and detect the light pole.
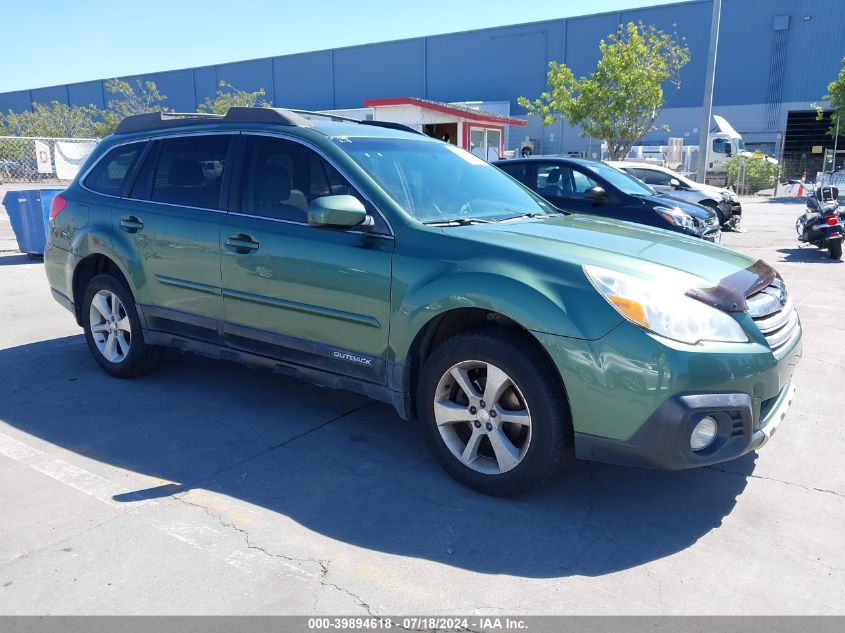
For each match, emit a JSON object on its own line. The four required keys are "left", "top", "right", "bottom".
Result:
{"left": 696, "top": 0, "right": 722, "bottom": 183}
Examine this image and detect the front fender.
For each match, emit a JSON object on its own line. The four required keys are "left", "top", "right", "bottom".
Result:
{"left": 390, "top": 263, "right": 622, "bottom": 363}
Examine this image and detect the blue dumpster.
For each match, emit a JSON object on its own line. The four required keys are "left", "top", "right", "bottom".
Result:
{"left": 2, "top": 189, "right": 63, "bottom": 258}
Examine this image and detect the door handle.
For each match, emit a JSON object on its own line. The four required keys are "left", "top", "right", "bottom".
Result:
{"left": 226, "top": 234, "right": 259, "bottom": 253}
{"left": 120, "top": 216, "right": 143, "bottom": 232}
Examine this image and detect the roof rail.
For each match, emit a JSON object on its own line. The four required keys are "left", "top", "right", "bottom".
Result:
{"left": 113, "top": 107, "right": 311, "bottom": 134}
{"left": 358, "top": 119, "right": 425, "bottom": 136}
{"left": 288, "top": 109, "right": 425, "bottom": 136}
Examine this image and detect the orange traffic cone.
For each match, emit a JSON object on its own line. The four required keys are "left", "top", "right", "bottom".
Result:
{"left": 797, "top": 171, "right": 807, "bottom": 196}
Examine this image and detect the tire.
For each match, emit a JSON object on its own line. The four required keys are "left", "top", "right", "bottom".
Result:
{"left": 416, "top": 328, "right": 572, "bottom": 496}
{"left": 81, "top": 273, "right": 163, "bottom": 378}
{"left": 829, "top": 240, "right": 842, "bottom": 260}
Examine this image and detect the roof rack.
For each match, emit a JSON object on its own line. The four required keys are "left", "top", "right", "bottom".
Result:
{"left": 113, "top": 107, "right": 311, "bottom": 134}
{"left": 113, "top": 106, "right": 426, "bottom": 137}
{"left": 288, "top": 109, "right": 425, "bottom": 136}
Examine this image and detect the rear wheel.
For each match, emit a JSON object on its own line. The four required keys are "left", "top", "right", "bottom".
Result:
{"left": 830, "top": 239, "right": 842, "bottom": 260}
{"left": 417, "top": 329, "right": 572, "bottom": 496}
{"left": 82, "top": 273, "right": 163, "bottom": 378}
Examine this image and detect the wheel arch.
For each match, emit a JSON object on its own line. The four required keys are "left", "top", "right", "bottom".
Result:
{"left": 71, "top": 253, "right": 133, "bottom": 326}
{"left": 400, "top": 306, "right": 572, "bottom": 422}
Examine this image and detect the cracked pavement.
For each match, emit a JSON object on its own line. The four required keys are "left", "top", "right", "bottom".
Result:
{"left": 0, "top": 192, "right": 843, "bottom": 615}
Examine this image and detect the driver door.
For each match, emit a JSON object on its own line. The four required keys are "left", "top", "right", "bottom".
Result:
{"left": 532, "top": 163, "right": 601, "bottom": 215}
{"left": 219, "top": 134, "right": 394, "bottom": 382}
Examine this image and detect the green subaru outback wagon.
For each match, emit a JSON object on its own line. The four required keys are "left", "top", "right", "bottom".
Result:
{"left": 44, "top": 107, "right": 802, "bottom": 496}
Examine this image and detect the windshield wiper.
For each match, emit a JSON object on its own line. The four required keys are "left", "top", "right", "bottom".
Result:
{"left": 500, "top": 210, "right": 567, "bottom": 221}
{"left": 422, "top": 217, "right": 495, "bottom": 226}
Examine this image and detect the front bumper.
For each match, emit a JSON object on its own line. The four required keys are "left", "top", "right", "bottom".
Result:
{"left": 702, "top": 229, "right": 722, "bottom": 243}
{"left": 535, "top": 315, "right": 802, "bottom": 470}
{"left": 574, "top": 381, "right": 796, "bottom": 469}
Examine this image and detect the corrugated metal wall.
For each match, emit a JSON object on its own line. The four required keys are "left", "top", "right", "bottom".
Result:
{"left": 1, "top": 0, "right": 843, "bottom": 153}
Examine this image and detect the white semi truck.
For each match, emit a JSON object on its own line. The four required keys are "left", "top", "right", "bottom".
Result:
{"left": 703, "top": 115, "right": 778, "bottom": 185}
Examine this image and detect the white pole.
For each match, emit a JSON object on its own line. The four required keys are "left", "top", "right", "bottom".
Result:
{"left": 696, "top": 0, "right": 722, "bottom": 183}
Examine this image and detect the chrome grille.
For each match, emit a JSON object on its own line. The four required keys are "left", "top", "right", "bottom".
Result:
{"left": 747, "top": 280, "right": 800, "bottom": 352}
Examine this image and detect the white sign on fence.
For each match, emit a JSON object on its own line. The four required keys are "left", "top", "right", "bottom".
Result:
{"left": 34, "top": 140, "right": 53, "bottom": 174}
{"left": 55, "top": 141, "right": 97, "bottom": 181}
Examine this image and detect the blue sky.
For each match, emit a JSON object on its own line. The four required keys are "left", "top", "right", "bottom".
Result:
{"left": 4, "top": 0, "right": 682, "bottom": 93}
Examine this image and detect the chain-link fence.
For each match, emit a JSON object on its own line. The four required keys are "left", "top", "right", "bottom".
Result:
{"left": 780, "top": 152, "right": 823, "bottom": 183}
{"left": 0, "top": 136, "right": 99, "bottom": 185}
{"left": 778, "top": 149, "right": 845, "bottom": 191}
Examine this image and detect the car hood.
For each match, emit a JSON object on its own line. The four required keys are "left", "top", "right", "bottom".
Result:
{"left": 456, "top": 213, "right": 755, "bottom": 288}
{"left": 649, "top": 193, "right": 715, "bottom": 220}
{"left": 693, "top": 182, "right": 729, "bottom": 197}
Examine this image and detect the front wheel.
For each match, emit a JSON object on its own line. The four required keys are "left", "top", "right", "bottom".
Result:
{"left": 830, "top": 239, "right": 843, "bottom": 260}
{"left": 417, "top": 329, "right": 572, "bottom": 496}
{"left": 82, "top": 273, "right": 163, "bottom": 378}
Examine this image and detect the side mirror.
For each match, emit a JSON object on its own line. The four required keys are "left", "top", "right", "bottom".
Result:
{"left": 308, "top": 195, "right": 369, "bottom": 228}
{"left": 724, "top": 144, "right": 732, "bottom": 156}
{"left": 670, "top": 178, "right": 681, "bottom": 189}
{"left": 584, "top": 186, "right": 607, "bottom": 202}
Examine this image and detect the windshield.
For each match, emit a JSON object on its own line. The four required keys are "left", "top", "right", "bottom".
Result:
{"left": 333, "top": 137, "right": 558, "bottom": 222}
{"left": 732, "top": 138, "right": 745, "bottom": 153}
{"left": 583, "top": 161, "right": 656, "bottom": 196}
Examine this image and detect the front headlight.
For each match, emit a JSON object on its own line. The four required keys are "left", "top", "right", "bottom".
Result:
{"left": 654, "top": 205, "right": 695, "bottom": 230}
{"left": 583, "top": 266, "right": 749, "bottom": 344}
{"left": 721, "top": 191, "right": 739, "bottom": 203}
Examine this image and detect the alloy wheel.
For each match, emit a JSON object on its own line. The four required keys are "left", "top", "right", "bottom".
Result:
{"left": 433, "top": 360, "right": 532, "bottom": 474}
{"left": 89, "top": 289, "right": 131, "bottom": 363}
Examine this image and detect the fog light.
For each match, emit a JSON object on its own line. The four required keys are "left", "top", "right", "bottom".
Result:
{"left": 690, "top": 416, "right": 718, "bottom": 451}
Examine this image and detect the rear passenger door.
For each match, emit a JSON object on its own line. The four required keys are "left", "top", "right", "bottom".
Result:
{"left": 114, "top": 134, "right": 234, "bottom": 340}
{"left": 219, "top": 134, "right": 393, "bottom": 384}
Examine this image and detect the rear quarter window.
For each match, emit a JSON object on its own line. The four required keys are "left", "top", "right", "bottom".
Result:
{"left": 83, "top": 142, "right": 146, "bottom": 196}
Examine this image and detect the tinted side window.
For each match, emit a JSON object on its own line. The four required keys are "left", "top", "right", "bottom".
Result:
{"left": 151, "top": 135, "right": 231, "bottom": 209}
{"left": 712, "top": 138, "right": 727, "bottom": 154}
{"left": 571, "top": 169, "right": 598, "bottom": 193}
{"left": 129, "top": 141, "right": 159, "bottom": 200}
{"left": 496, "top": 163, "right": 528, "bottom": 183}
{"left": 240, "top": 136, "right": 389, "bottom": 233}
{"left": 83, "top": 142, "right": 146, "bottom": 196}
{"left": 536, "top": 165, "right": 597, "bottom": 198}
{"left": 633, "top": 168, "right": 672, "bottom": 186}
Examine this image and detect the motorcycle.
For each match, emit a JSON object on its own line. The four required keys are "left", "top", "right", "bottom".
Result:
{"left": 796, "top": 185, "right": 843, "bottom": 260}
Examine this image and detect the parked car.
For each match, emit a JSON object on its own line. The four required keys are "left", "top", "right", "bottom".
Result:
{"left": 493, "top": 156, "right": 722, "bottom": 242}
{"left": 607, "top": 160, "right": 742, "bottom": 229}
{"left": 45, "top": 108, "right": 801, "bottom": 496}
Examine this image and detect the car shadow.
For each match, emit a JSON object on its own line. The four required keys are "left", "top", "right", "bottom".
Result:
{"left": 0, "top": 335, "right": 754, "bottom": 579}
{"left": 765, "top": 196, "right": 809, "bottom": 205}
{"left": 0, "top": 253, "right": 41, "bottom": 266}
{"left": 777, "top": 246, "right": 843, "bottom": 263}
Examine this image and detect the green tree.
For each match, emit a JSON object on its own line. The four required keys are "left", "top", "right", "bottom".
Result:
{"left": 0, "top": 101, "right": 99, "bottom": 138}
{"left": 519, "top": 22, "right": 690, "bottom": 160}
{"left": 817, "top": 57, "right": 845, "bottom": 136}
{"left": 93, "top": 78, "right": 169, "bottom": 136}
{"left": 198, "top": 81, "right": 270, "bottom": 114}
{"left": 726, "top": 155, "right": 780, "bottom": 195}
